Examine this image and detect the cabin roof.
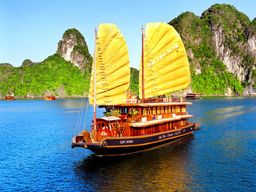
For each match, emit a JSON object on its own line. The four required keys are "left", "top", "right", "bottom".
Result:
{"left": 99, "top": 116, "right": 121, "bottom": 121}
{"left": 99, "top": 101, "right": 192, "bottom": 108}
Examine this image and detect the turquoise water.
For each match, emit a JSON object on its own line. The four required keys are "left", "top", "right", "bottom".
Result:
{"left": 0, "top": 97, "right": 256, "bottom": 191}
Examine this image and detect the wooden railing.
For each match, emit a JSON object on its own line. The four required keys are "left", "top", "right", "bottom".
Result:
{"left": 128, "top": 112, "right": 188, "bottom": 123}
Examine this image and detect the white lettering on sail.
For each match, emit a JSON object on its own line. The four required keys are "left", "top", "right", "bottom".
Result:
{"left": 148, "top": 44, "right": 179, "bottom": 67}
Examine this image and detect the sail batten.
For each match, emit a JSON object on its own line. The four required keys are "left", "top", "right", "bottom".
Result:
{"left": 140, "top": 22, "right": 190, "bottom": 98}
{"left": 89, "top": 24, "right": 130, "bottom": 105}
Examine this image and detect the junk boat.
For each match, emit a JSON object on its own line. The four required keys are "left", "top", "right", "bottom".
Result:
{"left": 72, "top": 22, "right": 199, "bottom": 156}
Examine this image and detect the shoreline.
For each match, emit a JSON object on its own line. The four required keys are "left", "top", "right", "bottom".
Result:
{"left": 0, "top": 96, "right": 89, "bottom": 100}
{"left": 1, "top": 95, "right": 255, "bottom": 101}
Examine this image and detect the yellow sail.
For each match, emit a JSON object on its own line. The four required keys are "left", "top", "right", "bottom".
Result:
{"left": 89, "top": 24, "right": 130, "bottom": 105}
{"left": 139, "top": 22, "right": 190, "bottom": 99}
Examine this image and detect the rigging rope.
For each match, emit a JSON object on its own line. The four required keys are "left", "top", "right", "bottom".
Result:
{"left": 75, "top": 97, "right": 86, "bottom": 135}
{"left": 83, "top": 98, "right": 90, "bottom": 131}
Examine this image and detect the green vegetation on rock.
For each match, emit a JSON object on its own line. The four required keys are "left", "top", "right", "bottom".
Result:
{"left": 21, "top": 59, "right": 34, "bottom": 68}
{"left": 169, "top": 3, "right": 256, "bottom": 95}
{"left": 191, "top": 60, "right": 243, "bottom": 95}
{"left": 0, "top": 55, "right": 139, "bottom": 98}
{"left": 0, "top": 54, "right": 90, "bottom": 97}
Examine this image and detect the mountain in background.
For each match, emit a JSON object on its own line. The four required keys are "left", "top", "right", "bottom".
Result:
{"left": 170, "top": 3, "right": 256, "bottom": 95}
{"left": 0, "top": 3, "right": 255, "bottom": 98}
{"left": 0, "top": 27, "right": 93, "bottom": 98}
{"left": 57, "top": 28, "right": 92, "bottom": 71}
{"left": 0, "top": 28, "right": 138, "bottom": 98}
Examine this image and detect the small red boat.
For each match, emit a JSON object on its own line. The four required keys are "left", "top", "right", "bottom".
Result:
{"left": 5, "top": 95, "right": 15, "bottom": 101}
{"left": 5, "top": 92, "right": 15, "bottom": 101}
{"left": 44, "top": 95, "right": 56, "bottom": 100}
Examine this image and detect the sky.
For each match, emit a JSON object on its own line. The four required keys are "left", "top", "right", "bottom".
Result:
{"left": 1, "top": 0, "right": 256, "bottom": 69}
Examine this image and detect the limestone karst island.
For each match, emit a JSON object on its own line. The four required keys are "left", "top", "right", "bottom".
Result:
{"left": 1, "top": 4, "right": 255, "bottom": 99}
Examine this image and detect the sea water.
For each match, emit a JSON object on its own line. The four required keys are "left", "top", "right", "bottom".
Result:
{"left": 0, "top": 97, "right": 255, "bottom": 191}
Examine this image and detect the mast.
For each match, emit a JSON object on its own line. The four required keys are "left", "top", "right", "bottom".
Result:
{"left": 141, "top": 26, "right": 145, "bottom": 100}
{"left": 93, "top": 28, "right": 97, "bottom": 131}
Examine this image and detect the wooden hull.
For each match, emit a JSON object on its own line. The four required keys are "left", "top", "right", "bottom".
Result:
{"left": 76, "top": 123, "right": 196, "bottom": 156}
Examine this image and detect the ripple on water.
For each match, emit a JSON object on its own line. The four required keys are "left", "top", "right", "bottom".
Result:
{"left": 0, "top": 98, "right": 256, "bottom": 191}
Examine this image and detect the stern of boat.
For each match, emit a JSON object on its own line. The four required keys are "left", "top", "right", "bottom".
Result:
{"left": 71, "top": 130, "right": 91, "bottom": 149}
{"left": 194, "top": 123, "right": 201, "bottom": 131}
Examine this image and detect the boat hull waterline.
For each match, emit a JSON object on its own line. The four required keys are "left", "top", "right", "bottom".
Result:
{"left": 72, "top": 123, "right": 197, "bottom": 156}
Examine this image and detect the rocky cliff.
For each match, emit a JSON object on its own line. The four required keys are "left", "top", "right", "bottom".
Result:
{"left": 0, "top": 27, "right": 139, "bottom": 98}
{"left": 1, "top": 4, "right": 255, "bottom": 97}
{"left": 57, "top": 28, "right": 92, "bottom": 71}
{"left": 170, "top": 4, "right": 256, "bottom": 95}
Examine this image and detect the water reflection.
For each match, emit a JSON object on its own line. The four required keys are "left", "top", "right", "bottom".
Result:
{"left": 58, "top": 98, "right": 88, "bottom": 109}
{"left": 74, "top": 136, "right": 195, "bottom": 191}
{"left": 205, "top": 106, "right": 249, "bottom": 122}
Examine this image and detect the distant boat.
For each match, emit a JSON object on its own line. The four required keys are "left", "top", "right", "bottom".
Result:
{"left": 44, "top": 95, "right": 56, "bottom": 100}
{"left": 5, "top": 93, "right": 15, "bottom": 101}
{"left": 72, "top": 23, "right": 199, "bottom": 156}
{"left": 185, "top": 93, "right": 201, "bottom": 100}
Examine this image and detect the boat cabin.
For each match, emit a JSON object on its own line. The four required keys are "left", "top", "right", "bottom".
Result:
{"left": 92, "top": 101, "right": 193, "bottom": 140}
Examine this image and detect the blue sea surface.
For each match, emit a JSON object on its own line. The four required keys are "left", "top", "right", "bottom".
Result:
{"left": 0, "top": 97, "right": 256, "bottom": 191}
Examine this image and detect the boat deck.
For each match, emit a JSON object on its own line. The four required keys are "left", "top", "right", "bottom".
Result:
{"left": 130, "top": 114, "right": 193, "bottom": 127}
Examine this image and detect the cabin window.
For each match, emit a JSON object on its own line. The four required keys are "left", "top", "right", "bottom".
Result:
{"left": 153, "top": 107, "right": 156, "bottom": 115}
{"left": 98, "top": 122, "right": 105, "bottom": 129}
{"left": 111, "top": 122, "right": 117, "bottom": 129}
{"left": 120, "top": 107, "right": 128, "bottom": 114}
{"left": 161, "top": 107, "right": 164, "bottom": 114}
{"left": 157, "top": 107, "right": 161, "bottom": 115}
{"left": 167, "top": 107, "right": 171, "bottom": 113}
{"left": 181, "top": 106, "right": 186, "bottom": 113}
{"left": 143, "top": 109, "right": 147, "bottom": 116}
{"left": 148, "top": 108, "right": 152, "bottom": 115}
{"left": 164, "top": 107, "right": 168, "bottom": 113}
